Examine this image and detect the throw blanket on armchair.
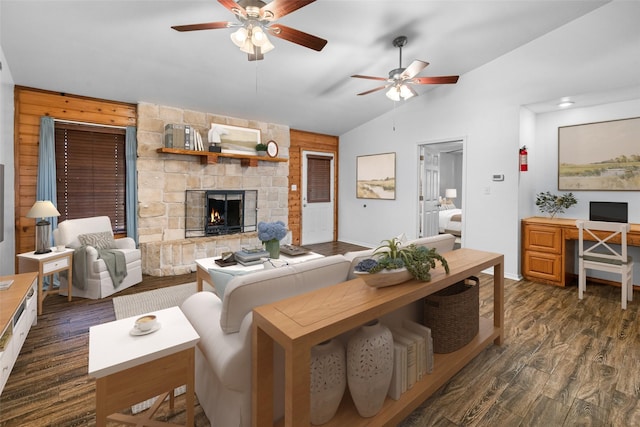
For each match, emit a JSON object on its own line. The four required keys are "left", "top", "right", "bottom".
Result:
{"left": 73, "top": 246, "right": 128, "bottom": 290}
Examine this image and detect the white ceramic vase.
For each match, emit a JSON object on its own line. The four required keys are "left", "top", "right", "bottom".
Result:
{"left": 310, "top": 339, "right": 346, "bottom": 425}
{"left": 346, "top": 319, "right": 394, "bottom": 417}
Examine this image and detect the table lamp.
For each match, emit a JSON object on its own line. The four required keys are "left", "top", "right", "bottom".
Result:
{"left": 445, "top": 188, "right": 457, "bottom": 204}
{"left": 26, "top": 200, "right": 60, "bottom": 254}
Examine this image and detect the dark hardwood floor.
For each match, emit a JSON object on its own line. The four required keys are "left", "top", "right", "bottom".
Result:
{"left": 1, "top": 242, "right": 638, "bottom": 426}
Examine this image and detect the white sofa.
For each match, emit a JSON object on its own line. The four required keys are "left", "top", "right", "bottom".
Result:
{"left": 180, "top": 234, "right": 456, "bottom": 427}
{"left": 53, "top": 216, "right": 142, "bottom": 299}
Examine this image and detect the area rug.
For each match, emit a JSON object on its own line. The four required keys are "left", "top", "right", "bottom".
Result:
{"left": 112, "top": 281, "right": 213, "bottom": 414}
{"left": 112, "top": 281, "right": 210, "bottom": 320}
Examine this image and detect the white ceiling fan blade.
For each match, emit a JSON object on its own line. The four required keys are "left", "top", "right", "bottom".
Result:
{"left": 401, "top": 60, "right": 429, "bottom": 79}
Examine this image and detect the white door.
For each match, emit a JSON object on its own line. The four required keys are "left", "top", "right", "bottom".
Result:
{"left": 419, "top": 146, "right": 440, "bottom": 237}
{"left": 301, "top": 151, "right": 335, "bottom": 244}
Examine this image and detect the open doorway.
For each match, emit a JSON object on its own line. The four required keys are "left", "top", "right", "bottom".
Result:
{"left": 418, "top": 140, "right": 464, "bottom": 246}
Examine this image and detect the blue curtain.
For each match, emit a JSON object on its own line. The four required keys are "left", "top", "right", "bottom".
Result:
{"left": 37, "top": 116, "right": 58, "bottom": 231}
{"left": 38, "top": 117, "right": 58, "bottom": 288}
{"left": 125, "top": 126, "right": 139, "bottom": 246}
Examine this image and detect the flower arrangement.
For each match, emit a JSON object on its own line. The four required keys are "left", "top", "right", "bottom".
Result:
{"left": 257, "top": 221, "right": 287, "bottom": 242}
{"left": 535, "top": 191, "right": 577, "bottom": 218}
{"left": 257, "top": 221, "right": 287, "bottom": 258}
{"left": 354, "top": 237, "right": 450, "bottom": 283}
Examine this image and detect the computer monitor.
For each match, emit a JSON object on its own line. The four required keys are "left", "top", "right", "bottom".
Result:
{"left": 589, "top": 201, "right": 628, "bottom": 223}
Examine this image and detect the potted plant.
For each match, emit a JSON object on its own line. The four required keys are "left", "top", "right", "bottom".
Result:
{"left": 535, "top": 191, "right": 577, "bottom": 218}
{"left": 353, "top": 237, "right": 450, "bottom": 287}
{"left": 255, "top": 143, "right": 268, "bottom": 156}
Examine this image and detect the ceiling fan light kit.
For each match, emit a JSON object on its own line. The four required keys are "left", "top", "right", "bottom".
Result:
{"left": 352, "top": 35, "right": 459, "bottom": 101}
{"left": 172, "top": 0, "right": 327, "bottom": 61}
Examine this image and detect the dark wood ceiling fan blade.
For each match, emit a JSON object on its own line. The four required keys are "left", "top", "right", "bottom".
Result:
{"left": 269, "top": 24, "right": 327, "bottom": 51}
{"left": 357, "top": 86, "right": 388, "bottom": 96}
{"left": 412, "top": 75, "right": 459, "bottom": 84}
{"left": 172, "top": 21, "right": 231, "bottom": 32}
{"left": 218, "top": 0, "right": 245, "bottom": 16}
{"left": 401, "top": 60, "right": 429, "bottom": 79}
{"left": 351, "top": 74, "right": 388, "bottom": 81}
{"left": 262, "top": 0, "right": 316, "bottom": 20}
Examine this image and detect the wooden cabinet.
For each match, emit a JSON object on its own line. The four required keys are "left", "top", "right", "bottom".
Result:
{"left": 0, "top": 272, "right": 38, "bottom": 395}
{"left": 522, "top": 221, "right": 563, "bottom": 284}
{"left": 252, "top": 248, "right": 504, "bottom": 427}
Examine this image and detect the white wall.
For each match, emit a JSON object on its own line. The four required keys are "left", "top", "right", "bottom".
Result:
{"left": 532, "top": 99, "right": 640, "bottom": 282}
{"left": 0, "top": 36, "right": 16, "bottom": 275}
{"left": 532, "top": 99, "right": 640, "bottom": 222}
{"left": 338, "top": 2, "right": 640, "bottom": 279}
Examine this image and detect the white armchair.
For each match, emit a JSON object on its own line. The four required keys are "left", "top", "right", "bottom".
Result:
{"left": 53, "top": 216, "right": 142, "bottom": 299}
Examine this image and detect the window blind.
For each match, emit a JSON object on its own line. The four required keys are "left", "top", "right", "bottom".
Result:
{"left": 55, "top": 123, "right": 127, "bottom": 234}
{"left": 306, "top": 154, "right": 331, "bottom": 203}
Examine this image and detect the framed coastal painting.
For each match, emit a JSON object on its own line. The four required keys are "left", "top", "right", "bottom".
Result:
{"left": 558, "top": 117, "right": 640, "bottom": 191}
{"left": 215, "top": 124, "right": 261, "bottom": 155}
{"left": 356, "top": 152, "right": 396, "bottom": 199}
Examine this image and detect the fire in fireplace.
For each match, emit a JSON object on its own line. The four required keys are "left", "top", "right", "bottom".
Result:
{"left": 206, "top": 190, "right": 243, "bottom": 235}
{"left": 185, "top": 190, "right": 257, "bottom": 238}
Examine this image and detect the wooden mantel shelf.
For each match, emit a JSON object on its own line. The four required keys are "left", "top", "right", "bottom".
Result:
{"left": 156, "top": 147, "right": 287, "bottom": 167}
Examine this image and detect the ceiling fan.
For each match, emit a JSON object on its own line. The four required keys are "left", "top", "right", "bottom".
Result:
{"left": 171, "top": 0, "right": 327, "bottom": 61}
{"left": 352, "top": 36, "right": 459, "bottom": 101}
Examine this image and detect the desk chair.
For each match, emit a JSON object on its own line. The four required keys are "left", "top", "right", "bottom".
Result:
{"left": 576, "top": 220, "right": 633, "bottom": 309}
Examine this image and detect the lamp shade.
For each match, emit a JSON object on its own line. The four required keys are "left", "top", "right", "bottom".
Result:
{"left": 26, "top": 200, "right": 60, "bottom": 219}
{"left": 445, "top": 189, "right": 457, "bottom": 199}
{"left": 386, "top": 86, "right": 401, "bottom": 102}
{"left": 26, "top": 201, "right": 59, "bottom": 254}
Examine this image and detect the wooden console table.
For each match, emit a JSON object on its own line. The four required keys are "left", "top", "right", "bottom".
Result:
{"left": 252, "top": 248, "right": 504, "bottom": 427}
{"left": 521, "top": 216, "right": 640, "bottom": 287}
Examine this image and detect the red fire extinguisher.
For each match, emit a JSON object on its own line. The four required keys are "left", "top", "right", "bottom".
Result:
{"left": 519, "top": 146, "right": 528, "bottom": 172}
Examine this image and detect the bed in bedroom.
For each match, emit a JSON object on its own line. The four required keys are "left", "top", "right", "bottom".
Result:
{"left": 439, "top": 205, "right": 462, "bottom": 237}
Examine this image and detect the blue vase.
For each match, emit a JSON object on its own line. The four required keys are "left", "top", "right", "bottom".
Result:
{"left": 264, "top": 239, "right": 280, "bottom": 259}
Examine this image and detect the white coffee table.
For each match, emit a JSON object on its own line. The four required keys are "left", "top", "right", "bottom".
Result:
{"left": 195, "top": 252, "right": 324, "bottom": 292}
{"left": 88, "top": 306, "right": 200, "bottom": 427}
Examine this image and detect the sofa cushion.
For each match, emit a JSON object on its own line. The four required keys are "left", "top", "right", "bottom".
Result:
{"left": 78, "top": 231, "right": 116, "bottom": 249}
{"left": 208, "top": 268, "right": 250, "bottom": 300}
{"left": 219, "top": 255, "right": 351, "bottom": 334}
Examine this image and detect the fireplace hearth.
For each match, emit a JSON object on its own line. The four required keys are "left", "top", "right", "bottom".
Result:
{"left": 185, "top": 190, "right": 257, "bottom": 238}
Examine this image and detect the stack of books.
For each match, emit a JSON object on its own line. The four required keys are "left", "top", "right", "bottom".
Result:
{"left": 387, "top": 320, "right": 434, "bottom": 400}
{"left": 164, "top": 124, "right": 204, "bottom": 151}
{"left": 234, "top": 248, "right": 269, "bottom": 266}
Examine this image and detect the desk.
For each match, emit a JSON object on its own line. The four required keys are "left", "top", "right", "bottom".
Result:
{"left": 88, "top": 306, "right": 200, "bottom": 426}
{"left": 17, "top": 249, "right": 74, "bottom": 315}
{"left": 521, "top": 216, "right": 640, "bottom": 287}
{"left": 195, "top": 252, "right": 324, "bottom": 292}
{"left": 252, "top": 248, "right": 504, "bottom": 427}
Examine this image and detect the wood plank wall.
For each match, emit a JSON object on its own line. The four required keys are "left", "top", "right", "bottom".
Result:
{"left": 13, "top": 87, "right": 136, "bottom": 262}
{"left": 288, "top": 129, "right": 339, "bottom": 245}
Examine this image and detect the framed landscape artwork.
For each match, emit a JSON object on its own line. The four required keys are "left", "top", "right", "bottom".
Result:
{"left": 217, "top": 124, "right": 261, "bottom": 155}
{"left": 356, "top": 152, "right": 396, "bottom": 199}
{"left": 558, "top": 117, "right": 640, "bottom": 191}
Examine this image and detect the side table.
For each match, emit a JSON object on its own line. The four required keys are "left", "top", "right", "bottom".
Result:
{"left": 88, "top": 306, "right": 200, "bottom": 426}
{"left": 17, "top": 248, "right": 74, "bottom": 315}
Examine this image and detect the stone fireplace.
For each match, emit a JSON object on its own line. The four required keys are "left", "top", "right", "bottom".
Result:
{"left": 136, "top": 102, "right": 289, "bottom": 276}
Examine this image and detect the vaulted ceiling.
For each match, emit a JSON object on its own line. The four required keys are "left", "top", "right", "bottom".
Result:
{"left": 1, "top": 1, "right": 612, "bottom": 135}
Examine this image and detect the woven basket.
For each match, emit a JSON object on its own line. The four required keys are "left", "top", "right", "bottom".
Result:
{"left": 424, "top": 276, "right": 479, "bottom": 353}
